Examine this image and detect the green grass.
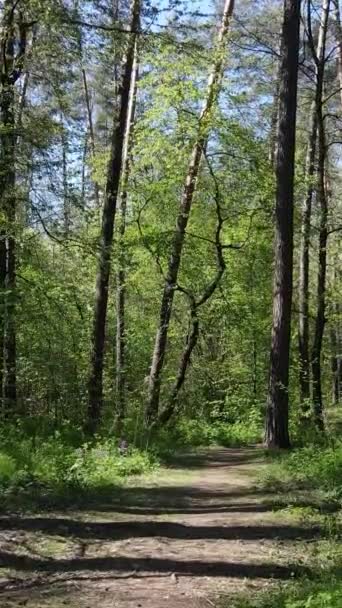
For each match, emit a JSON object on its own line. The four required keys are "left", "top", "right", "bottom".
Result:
{"left": 0, "top": 415, "right": 262, "bottom": 510}
{"left": 260, "top": 441, "right": 342, "bottom": 506}
{"left": 247, "top": 436, "right": 342, "bottom": 608}
{"left": 152, "top": 417, "right": 262, "bottom": 455}
{"left": 225, "top": 579, "right": 342, "bottom": 608}
{"left": 0, "top": 424, "right": 158, "bottom": 510}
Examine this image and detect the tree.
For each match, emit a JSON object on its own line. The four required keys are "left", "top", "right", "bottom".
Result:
{"left": 265, "top": 0, "right": 301, "bottom": 449}
{"left": 115, "top": 37, "right": 138, "bottom": 432}
{"left": 298, "top": 0, "right": 330, "bottom": 412}
{"left": 146, "top": 0, "right": 235, "bottom": 424}
{"left": 87, "top": 0, "right": 141, "bottom": 434}
{"left": 0, "top": 1, "right": 32, "bottom": 414}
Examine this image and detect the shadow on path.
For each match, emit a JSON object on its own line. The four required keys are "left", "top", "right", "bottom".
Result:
{"left": 0, "top": 517, "right": 321, "bottom": 542}
{"left": 0, "top": 551, "right": 310, "bottom": 580}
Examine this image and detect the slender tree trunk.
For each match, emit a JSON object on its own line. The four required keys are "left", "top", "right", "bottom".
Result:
{"left": 87, "top": 0, "right": 140, "bottom": 435}
{"left": 269, "top": 76, "right": 280, "bottom": 167}
{"left": 265, "top": 0, "right": 301, "bottom": 449}
{"left": 82, "top": 68, "right": 100, "bottom": 209}
{"left": 331, "top": 1, "right": 342, "bottom": 405}
{"left": 158, "top": 305, "right": 199, "bottom": 427}
{"left": 81, "top": 134, "right": 88, "bottom": 206}
{"left": 298, "top": 0, "right": 330, "bottom": 411}
{"left": 333, "top": 0, "right": 342, "bottom": 108}
{"left": 0, "top": 234, "right": 5, "bottom": 415}
{"left": 330, "top": 325, "right": 340, "bottom": 404}
{"left": 146, "top": 0, "right": 235, "bottom": 424}
{"left": 115, "top": 39, "right": 138, "bottom": 433}
{"left": 4, "top": 199, "right": 16, "bottom": 412}
{"left": 311, "top": 149, "right": 329, "bottom": 429}
{"left": 0, "top": 2, "right": 23, "bottom": 415}
{"left": 157, "top": 180, "right": 227, "bottom": 427}
{"left": 61, "top": 121, "right": 70, "bottom": 233}
{"left": 269, "top": 44, "right": 281, "bottom": 168}
{"left": 338, "top": 299, "right": 342, "bottom": 400}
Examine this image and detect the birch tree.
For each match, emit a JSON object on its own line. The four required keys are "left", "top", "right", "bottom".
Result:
{"left": 146, "top": 0, "right": 235, "bottom": 424}
{"left": 115, "top": 38, "right": 138, "bottom": 432}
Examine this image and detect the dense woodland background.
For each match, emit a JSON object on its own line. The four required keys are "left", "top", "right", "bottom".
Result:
{"left": 0, "top": 0, "right": 341, "bottom": 444}
{"left": 0, "top": 2, "right": 342, "bottom": 606}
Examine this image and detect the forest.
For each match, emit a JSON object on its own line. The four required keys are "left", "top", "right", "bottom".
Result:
{"left": 0, "top": 0, "right": 341, "bottom": 606}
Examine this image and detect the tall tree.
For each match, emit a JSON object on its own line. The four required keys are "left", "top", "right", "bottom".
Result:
{"left": 309, "top": 0, "right": 331, "bottom": 429}
{"left": 265, "top": 0, "right": 301, "bottom": 449}
{"left": 0, "top": 1, "right": 31, "bottom": 414}
{"left": 115, "top": 38, "right": 138, "bottom": 433}
{"left": 298, "top": 0, "right": 330, "bottom": 412}
{"left": 87, "top": 0, "right": 140, "bottom": 434}
{"left": 332, "top": 0, "right": 342, "bottom": 108}
{"left": 311, "top": 137, "right": 330, "bottom": 429}
{"left": 146, "top": 0, "right": 235, "bottom": 424}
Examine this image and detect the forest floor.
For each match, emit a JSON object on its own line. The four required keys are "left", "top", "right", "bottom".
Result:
{"left": 0, "top": 447, "right": 325, "bottom": 608}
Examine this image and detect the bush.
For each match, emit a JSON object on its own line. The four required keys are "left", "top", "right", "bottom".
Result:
{"left": 0, "top": 424, "right": 158, "bottom": 504}
{"left": 68, "top": 441, "right": 157, "bottom": 487}
{"left": 261, "top": 442, "right": 342, "bottom": 500}
{"left": 0, "top": 453, "right": 17, "bottom": 484}
{"left": 227, "top": 579, "right": 342, "bottom": 608}
{"left": 153, "top": 417, "right": 262, "bottom": 455}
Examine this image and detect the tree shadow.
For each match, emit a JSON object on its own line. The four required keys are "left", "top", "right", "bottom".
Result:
{"left": 0, "top": 550, "right": 311, "bottom": 580}
{"left": 165, "top": 448, "right": 264, "bottom": 469}
{"left": 0, "top": 516, "right": 322, "bottom": 542}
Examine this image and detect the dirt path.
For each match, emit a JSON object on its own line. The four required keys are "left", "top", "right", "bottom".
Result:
{"left": 0, "top": 448, "right": 317, "bottom": 608}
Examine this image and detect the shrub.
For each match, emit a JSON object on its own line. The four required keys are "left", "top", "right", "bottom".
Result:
{"left": 261, "top": 442, "right": 342, "bottom": 499}
{"left": 0, "top": 425, "right": 158, "bottom": 503}
{"left": 0, "top": 453, "right": 17, "bottom": 484}
{"left": 225, "top": 579, "right": 342, "bottom": 608}
{"left": 153, "top": 417, "right": 262, "bottom": 455}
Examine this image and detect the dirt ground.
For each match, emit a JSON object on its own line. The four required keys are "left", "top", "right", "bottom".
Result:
{"left": 0, "top": 448, "right": 319, "bottom": 608}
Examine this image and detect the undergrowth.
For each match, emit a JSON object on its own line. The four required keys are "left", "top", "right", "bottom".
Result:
{"left": 0, "top": 422, "right": 157, "bottom": 509}
{"left": 260, "top": 440, "right": 342, "bottom": 505}
{"left": 227, "top": 578, "right": 342, "bottom": 608}
{"left": 0, "top": 414, "right": 261, "bottom": 509}
{"left": 151, "top": 416, "right": 262, "bottom": 455}
{"left": 251, "top": 431, "right": 342, "bottom": 608}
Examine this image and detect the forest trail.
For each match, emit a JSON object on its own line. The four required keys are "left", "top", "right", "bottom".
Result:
{"left": 0, "top": 448, "right": 317, "bottom": 608}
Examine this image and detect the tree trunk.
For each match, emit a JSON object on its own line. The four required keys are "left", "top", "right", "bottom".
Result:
{"left": 87, "top": 0, "right": 140, "bottom": 435}
{"left": 333, "top": 0, "right": 342, "bottom": 109}
{"left": 0, "top": 1, "right": 25, "bottom": 415}
{"left": 330, "top": 324, "right": 340, "bottom": 404}
{"left": 311, "top": 143, "right": 328, "bottom": 430}
{"left": 82, "top": 67, "right": 100, "bottom": 209}
{"left": 61, "top": 120, "right": 70, "bottom": 233}
{"left": 157, "top": 177, "right": 227, "bottom": 427}
{"left": 298, "top": 0, "right": 330, "bottom": 412}
{"left": 0, "top": 234, "right": 5, "bottom": 415}
{"left": 146, "top": 0, "right": 235, "bottom": 424}
{"left": 115, "top": 39, "right": 138, "bottom": 433}
{"left": 265, "top": 0, "right": 301, "bottom": 449}
{"left": 269, "top": 37, "right": 282, "bottom": 168}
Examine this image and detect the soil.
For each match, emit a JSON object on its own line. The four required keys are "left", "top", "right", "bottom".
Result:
{"left": 0, "top": 447, "right": 318, "bottom": 608}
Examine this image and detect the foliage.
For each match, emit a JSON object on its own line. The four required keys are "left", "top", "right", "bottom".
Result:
{"left": 0, "top": 423, "right": 157, "bottom": 505}
{"left": 153, "top": 417, "right": 262, "bottom": 454}
{"left": 260, "top": 441, "right": 342, "bottom": 502}
{"left": 226, "top": 579, "right": 342, "bottom": 608}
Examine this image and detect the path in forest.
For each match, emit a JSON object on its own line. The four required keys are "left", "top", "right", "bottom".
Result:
{"left": 0, "top": 448, "right": 318, "bottom": 608}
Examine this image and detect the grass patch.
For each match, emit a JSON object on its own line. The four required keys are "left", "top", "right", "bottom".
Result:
{"left": 247, "top": 438, "right": 342, "bottom": 608}
{"left": 260, "top": 442, "right": 342, "bottom": 505}
{"left": 153, "top": 417, "right": 262, "bottom": 455}
{"left": 0, "top": 424, "right": 158, "bottom": 511}
{"left": 224, "top": 578, "right": 342, "bottom": 607}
